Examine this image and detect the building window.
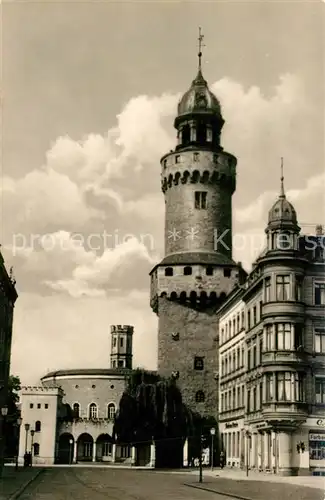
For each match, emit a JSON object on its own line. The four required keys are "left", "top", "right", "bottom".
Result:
{"left": 277, "top": 372, "right": 293, "bottom": 401}
{"left": 253, "top": 306, "right": 257, "bottom": 325}
{"left": 252, "top": 345, "right": 257, "bottom": 367}
{"left": 193, "top": 152, "right": 199, "bottom": 162}
{"left": 247, "top": 390, "right": 251, "bottom": 413}
{"left": 37, "top": 404, "right": 41, "bottom": 409}
{"left": 45, "top": 404, "right": 48, "bottom": 409}
{"left": 265, "top": 277, "right": 271, "bottom": 302}
{"left": 315, "top": 378, "right": 325, "bottom": 404}
{"left": 195, "top": 391, "right": 205, "bottom": 403}
{"left": 265, "top": 325, "right": 272, "bottom": 351}
{"left": 259, "top": 337, "right": 263, "bottom": 364}
{"left": 295, "top": 276, "right": 303, "bottom": 301}
{"left": 259, "top": 301, "right": 263, "bottom": 320}
{"left": 277, "top": 324, "right": 291, "bottom": 350}
{"left": 175, "top": 155, "right": 180, "bottom": 163}
{"left": 315, "top": 283, "right": 325, "bottom": 305}
{"left": 241, "top": 311, "right": 245, "bottom": 329}
{"left": 35, "top": 421, "right": 41, "bottom": 432}
{"left": 259, "top": 383, "right": 263, "bottom": 409}
{"left": 252, "top": 387, "right": 257, "bottom": 411}
{"left": 30, "top": 404, "right": 34, "bottom": 409}
{"left": 89, "top": 403, "right": 98, "bottom": 419}
{"left": 266, "top": 373, "right": 274, "bottom": 401}
{"left": 184, "top": 266, "right": 192, "bottom": 276}
{"left": 195, "top": 191, "right": 207, "bottom": 209}
{"left": 33, "top": 443, "right": 40, "bottom": 456}
{"left": 112, "top": 360, "right": 116, "bottom": 368}
{"left": 118, "top": 360, "right": 124, "bottom": 367}
{"left": 294, "top": 325, "right": 303, "bottom": 350}
{"left": 295, "top": 373, "right": 304, "bottom": 402}
{"left": 247, "top": 348, "right": 251, "bottom": 370}
{"left": 73, "top": 403, "right": 80, "bottom": 418}
{"left": 120, "top": 446, "right": 131, "bottom": 458}
{"left": 165, "top": 267, "right": 173, "bottom": 276}
{"left": 194, "top": 356, "right": 204, "bottom": 370}
{"left": 237, "top": 386, "right": 240, "bottom": 408}
{"left": 206, "top": 266, "right": 213, "bottom": 276}
{"left": 103, "top": 442, "right": 112, "bottom": 456}
{"left": 224, "top": 268, "right": 231, "bottom": 278}
{"left": 120, "top": 337, "right": 124, "bottom": 347}
{"left": 107, "top": 403, "right": 116, "bottom": 420}
{"left": 113, "top": 337, "right": 117, "bottom": 347}
{"left": 315, "top": 329, "right": 325, "bottom": 353}
{"left": 247, "top": 310, "right": 251, "bottom": 329}
{"left": 276, "top": 275, "right": 290, "bottom": 301}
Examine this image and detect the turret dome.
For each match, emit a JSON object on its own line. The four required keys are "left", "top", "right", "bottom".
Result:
{"left": 268, "top": 196, "right": 297, "bottom": 225}
{"left": 177, "top": 69, "right": 222, "bottom": 118}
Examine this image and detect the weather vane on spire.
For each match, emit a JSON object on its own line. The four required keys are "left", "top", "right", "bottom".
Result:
{"left": 197, "top": 27, "right": 205, "bottom": 71}
{"left": 280, "top": 157, "right": 285, "bottom": 197}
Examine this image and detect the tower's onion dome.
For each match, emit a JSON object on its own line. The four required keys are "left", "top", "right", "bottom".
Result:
{"left": 268, "top": 196, "right": 297, "bottom": 225}
{"left": 177, "top": 69, "right": 222, "bottom": 118}
{"left": 267, "top": 163, "right": 298, "bottom": 228}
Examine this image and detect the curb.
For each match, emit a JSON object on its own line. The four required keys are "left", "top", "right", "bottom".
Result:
{"left": 184, "top": 482, "right": 254, "bottom": 500}
{"left": 8, "top": 469, "right": 44, "bottom": 500}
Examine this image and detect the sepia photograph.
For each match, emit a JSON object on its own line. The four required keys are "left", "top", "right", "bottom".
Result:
{"left": 0, "top": 0, "right": 324, "bottom": 498}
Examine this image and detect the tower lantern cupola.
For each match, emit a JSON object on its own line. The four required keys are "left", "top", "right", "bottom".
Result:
{"left": 265, "top": 158, "right": 300, "bottom": 251}
{"left": 175, "top": 28, "right": 224, "bottom": 150}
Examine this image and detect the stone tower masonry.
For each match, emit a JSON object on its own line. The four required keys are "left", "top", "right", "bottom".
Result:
{"left": 110, "top": 325, "right": 133, "bottom": 370}
{"left": 150, "top": 47, "right": 245, "bottom": 416}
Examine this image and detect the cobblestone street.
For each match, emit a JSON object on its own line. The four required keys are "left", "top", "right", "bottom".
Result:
{"left": 5, "top": 468, "right": 323, "bottom": 500}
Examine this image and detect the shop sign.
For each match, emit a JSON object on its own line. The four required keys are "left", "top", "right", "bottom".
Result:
{"left": 225, "top": 422, "right": 239, "bottom": 429}
{"left": 309, "top": 433, "right": 325, "bottom": 442}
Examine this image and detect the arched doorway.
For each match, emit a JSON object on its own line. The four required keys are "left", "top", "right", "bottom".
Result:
{"left": 96, "top": 434, "right": 113, "bottom": 462}
{"left": 57, "top": 433, "right": 74, "bottom": 464}
{"left": 77, "top": 433, "right": 93, "bottom": 462}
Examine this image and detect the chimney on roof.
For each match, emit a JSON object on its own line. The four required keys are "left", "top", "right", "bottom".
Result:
{"left": 316, "top": 225, "right": 323, "bottom": 236}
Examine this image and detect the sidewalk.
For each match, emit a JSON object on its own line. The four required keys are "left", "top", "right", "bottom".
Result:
{"left": 0, "top": 467, "right": 43, "bottom": 500}
{"left": 200, "top": 467, "right": 325, "bottom": 490}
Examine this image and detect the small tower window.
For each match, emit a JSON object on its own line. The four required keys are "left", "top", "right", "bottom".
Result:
{"left": 223, "top": 268, "right": 231, "bottom": 278}
{"left": 35, "top": 421, "right": 41, "bottom": 432}
{"left": 113, "top": 337, "right": 117, "bottom": 347}
{"left": 184, "top": 266, "right": 192, "bottom": 276}
{"left": 112, "top": 360, "right": 116, "bottom": 368}
{"left": 165, "top": 267, "right": 173, "bottom": 276}
{"left": 206, "top": 266, "right": 213, "bottom": 276}
{"left": 73, "top": 403, "right": 80, "bottom": 418}
{"left": 193, "top": 152, "right": 199, "bottom": 162}
{"left": 195, "top": 191, "right": 207, "bottom": 209}
{"left": 194, "top": 356, "right": 204, "bottom": 370}
{"left": 195, "top": 390, "right": 205, "bottom": 403}
{"left": 120, "top": 337, "right": 124, "bottom": 347}
{"left": 118, "top": 360, "right": 124, "bottom": 367}
{"left": 175, "top": 155, "right": 180, "bottom": 164}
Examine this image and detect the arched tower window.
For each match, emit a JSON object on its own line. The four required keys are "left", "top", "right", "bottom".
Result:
{"left": 107, "top": 403, "right": 116, "bottom": 420}
{"left": 33, "top": 443, "right": 40, "bottom": 456}
{"left": 195, "top": 390, "right": 205, "bottom": 403}
{"left": 165, "top": 267, "right": 173, "bottom": 276}
{"left": 73, "top": 403, "right": 80, "bottom": 418}
{"left": 89, "top": 403, "right": 98, "bottom": 420}
{"left": 184, "top": 266, "right": 192, "bottom": 276}
{"left": 35, "top": 421, "right": 41, "bottom": 432}
{"left": 197, "top": 122, "right": 207, "bottom": 144}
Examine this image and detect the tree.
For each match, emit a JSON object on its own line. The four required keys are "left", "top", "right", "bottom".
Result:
{"left": 4, "top": 375, "right": 21, "bottom": 459}
{"left": 113, "top": 369, "right": 193, "bottom": 467}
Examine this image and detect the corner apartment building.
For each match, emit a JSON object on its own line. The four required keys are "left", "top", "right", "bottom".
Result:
{"left": 218, "top": 177, "right": 325, "bottom": 476}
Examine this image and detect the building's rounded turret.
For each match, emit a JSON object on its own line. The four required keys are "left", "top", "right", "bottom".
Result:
{"left": 110, "top": 325, "right": 133, "bottom": 370}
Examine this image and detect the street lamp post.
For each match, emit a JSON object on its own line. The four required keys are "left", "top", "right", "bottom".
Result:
{"left": 0, "top": 407, "right": 8, "bottom": 478}
{"left": 15, "top": 417, "right": 22, "bottom": 471}
{"left": 24, "top": 424, "right": 30, "bottom": 455}
{"left": 199, "top": 427, "right": 203, "bottom": 483}
{"left": 245, "top": 431, "right": 251, "bottom": 477}
{"left": 69, "top": 439, "right": 73, "bottom": 465}
{"left": 210, "top": 428, "right": 216, "bottom": 471}
{"left": 30, "top": 430, "right": 35, "bottom": 467}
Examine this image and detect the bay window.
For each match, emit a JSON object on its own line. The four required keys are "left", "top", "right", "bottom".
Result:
{"left": 276, "top": 275, "right": 290, "bottom": 301}
{"left": 266, "top": 373, "right": 274, "bottom": 401}
{"left": 315, "top": 282, "right": 325, "bottom": 305}
{"left": 315, "top": 329, "right": 325, "bottom": 353}
{"left": 277, "top": 323, "right": 291, "bottom": 350}
{"left": 265, "top": 324, "right": 273, "bottom": 351}
{"left": 295, "top": 276, "right": 303, "bottom": 301}
{"left": 265, "top": 277, "right": 271, "bottom": 302}
{"left": 294, "top": 373, "right": 304, "bottom": 402}
{"left": 277, "top": 372, "right": 292, "bottom": 401}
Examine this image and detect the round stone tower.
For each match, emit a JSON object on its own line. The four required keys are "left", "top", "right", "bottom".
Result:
{"left": 110, "top": 325, "right": 133, "bottom": 370}
{"left": 150, "top": 38, "right": 244, "bottom": 416}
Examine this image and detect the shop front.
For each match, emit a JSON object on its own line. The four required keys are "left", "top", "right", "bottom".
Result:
{"left": 292, "top": 418, "right": 325, "bottom": 475}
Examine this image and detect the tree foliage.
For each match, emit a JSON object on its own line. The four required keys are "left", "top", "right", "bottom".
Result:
{"left": 4, "top": 375, "right": 21, "bottom": 458}
{"left": 113, "top": 368, "right": 218, "bottom": 467}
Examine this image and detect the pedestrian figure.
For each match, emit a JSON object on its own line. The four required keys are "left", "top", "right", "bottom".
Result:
{"left": 23, "top": 453, "right": 28, "bottom": 468}
{"left": 194, "top": 457, "right": 199, "bottom": 467}
{"left": 220, "top": 450, "right": 225, "bottom": 469}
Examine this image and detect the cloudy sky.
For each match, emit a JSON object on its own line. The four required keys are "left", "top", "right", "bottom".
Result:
{"left": 2, "top": 0, "right": 324, "bottom": 384}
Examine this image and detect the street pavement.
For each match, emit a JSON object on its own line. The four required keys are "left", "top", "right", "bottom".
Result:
{"left": 14, "top": 468, "right": 235, "bottom": 500}
{"left": 12, "top": 468, "right": 325, "bottom": 500}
